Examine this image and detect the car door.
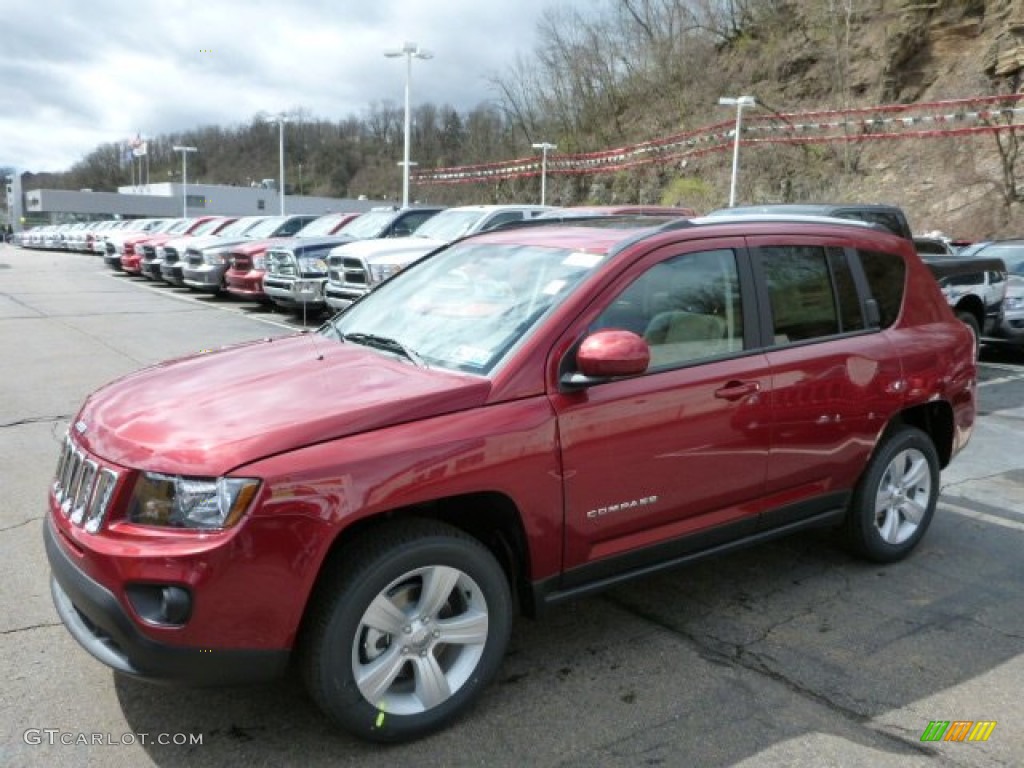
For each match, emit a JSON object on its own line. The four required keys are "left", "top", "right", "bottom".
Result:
{"left": 551, "top": 239, "right": 773, "bottom": 582}
{"left": 747, "top": 236, "right": 902, "bottom": 527}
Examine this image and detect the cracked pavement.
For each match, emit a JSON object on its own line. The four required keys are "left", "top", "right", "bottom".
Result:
{"left": 1, "top": 243, "right": 1022, "bottom": 767}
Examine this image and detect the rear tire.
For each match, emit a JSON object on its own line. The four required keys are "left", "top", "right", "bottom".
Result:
{"left": 301, "top": 519, "right": 512, "bottom": 743}
{"left": 842, "top": 426, "right": 939, "bottom": 563}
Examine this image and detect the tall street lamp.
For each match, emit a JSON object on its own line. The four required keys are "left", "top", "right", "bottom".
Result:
{"left": 718, "top": 96, "right": 756, "bottom": 207}
{"left": 274, "top": 114, "right": 289, "bottom": 214}
{"left": 531, "top": 142, "right": 557, "bottom": 206}
{"left": 172, "top": 145, "right": 197, "bottom": 217}
{"left": 384, "top": 41, "right": 433, "bottom": 208}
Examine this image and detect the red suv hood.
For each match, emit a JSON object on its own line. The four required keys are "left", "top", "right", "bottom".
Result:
{"left": 75, "top": 335, "right": 491, "bottom": 476}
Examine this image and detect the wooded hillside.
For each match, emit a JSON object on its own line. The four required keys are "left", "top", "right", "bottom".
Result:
{"left": 27, "top": 1, "right": 1024, "bottom": 238}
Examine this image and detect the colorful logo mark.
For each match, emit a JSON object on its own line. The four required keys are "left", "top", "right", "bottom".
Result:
{"left": 920, "top": 720, "right": 997, "bottom": 742}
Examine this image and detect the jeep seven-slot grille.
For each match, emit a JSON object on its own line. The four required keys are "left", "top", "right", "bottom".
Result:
{"left": 52, "top": 435, "right": 119, "bottom": 534}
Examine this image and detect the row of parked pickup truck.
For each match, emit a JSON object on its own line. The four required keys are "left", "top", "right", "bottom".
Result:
{"left": 29, "top": 204, "right": 573, "bottom": 312}
{"left": 14, "top": 202, "right": 1023, "bottom": 351}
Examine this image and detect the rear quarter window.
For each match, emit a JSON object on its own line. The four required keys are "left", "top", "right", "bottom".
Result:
{"left": 857, "top": 249, "right": 906, "bottom": 328}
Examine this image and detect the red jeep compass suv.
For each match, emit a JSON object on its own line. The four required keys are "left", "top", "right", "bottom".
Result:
{"left": 45, "top": 213, "right": 975, "bottom": 743}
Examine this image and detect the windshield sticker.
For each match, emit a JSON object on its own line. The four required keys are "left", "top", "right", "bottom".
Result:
{"left": 564, "top": 251, "right": 603, "bottom": 268}
{"left": 543, "top": 279, "right": 567, "bottom": 295}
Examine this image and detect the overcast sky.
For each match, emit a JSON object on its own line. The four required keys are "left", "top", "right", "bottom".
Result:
{"left": 2, "top": 0, "right": 568, "bottom": 173}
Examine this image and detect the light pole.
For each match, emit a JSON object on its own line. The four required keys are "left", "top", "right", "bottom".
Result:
{"left": 172, "top": 145, "right": 197, "bottom": 217}
{"left": 531, "top": 142, "right": 557, "bottom": 206}
{"left": 384, "top": 41, "right": 433, "bottom": 208}
{"left": 274, "top": 114, "right": 289, "bottom": 214}
{"left": 717, "top": 96, "right": 756, "bottom": 207}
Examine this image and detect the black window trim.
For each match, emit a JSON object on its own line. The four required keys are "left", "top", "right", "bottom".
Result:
{"left": 748, "top": 240, "right": 883, "bottom": 350}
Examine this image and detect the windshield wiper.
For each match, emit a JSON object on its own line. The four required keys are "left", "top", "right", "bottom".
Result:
{"left": 341, "top": 332, "right": 426, "bottom": 367}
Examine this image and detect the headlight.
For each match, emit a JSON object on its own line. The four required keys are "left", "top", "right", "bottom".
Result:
{"left": 204, "top": 250, "right": 228, "bottom": 265}
{"left": 253, "top": 255, "right": 266, "bottom": 269}
{"left": 298, "top": 257, "right": 328, "bottom": 274}
{"left": 126, "top": 473, "right": 260, "bottom": 530}
{"left": 368, "top": 263, "right": 403, "bottom": 284}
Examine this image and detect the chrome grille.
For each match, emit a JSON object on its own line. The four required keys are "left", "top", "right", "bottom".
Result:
{"left": 267, "top": 251, "right": 297, "bottom": 277}
{"left": 53, "top": 435, "right": 119, "bottom": 534}
{"left": 342, "top": 257, "right": 369, "bottom": 287}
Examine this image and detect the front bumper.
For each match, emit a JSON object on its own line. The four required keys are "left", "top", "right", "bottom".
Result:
{"left": 225, "top": 270, "right": 268, "bottom": 300}
{"left": 103, "top": 253, "right": 124, "bottom": 271}
{"left": 182, "top": 263, "right": 228, "bottom": 293}
{"left": 140, "top": 259, "right": 163, "bottom": 280}
{"left": 44, "top": 516, "right": 289, "bottom": 685}
{"left": 160, "top": 263, "right": 186, "bottom": 286}
{"left": 263, "top": 276, "right": 327, "bottom": 308}
{"left": 324, "top": 283, "right": 363, "bottom": 311}
{"left": 986, "top": 306, "right": 1024, "bottom": 345}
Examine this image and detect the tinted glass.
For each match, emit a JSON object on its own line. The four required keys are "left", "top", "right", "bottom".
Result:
{"left": 827, "top": 247, "right": 865, "bottom": 332}
{"left": 593, "top": 249, "right": 743, "bottom": 367}
{"left": 760, "top": 245, "right": 840, "bottom": 342}
{"left": 858, "top": 249, "right": 906, "bottom": 328}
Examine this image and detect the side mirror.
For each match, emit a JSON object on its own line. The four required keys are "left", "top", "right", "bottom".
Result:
{"left": 562, "top": 329, "right": 650, "bottom": 389}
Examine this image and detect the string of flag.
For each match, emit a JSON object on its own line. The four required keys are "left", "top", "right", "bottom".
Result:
{"left": 410, "top": 94, "right": 1024, "bottom": 185}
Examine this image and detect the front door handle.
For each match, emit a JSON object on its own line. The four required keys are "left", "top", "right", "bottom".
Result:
{"left": 714, "top": 381, "right": 761, "bottom": 401}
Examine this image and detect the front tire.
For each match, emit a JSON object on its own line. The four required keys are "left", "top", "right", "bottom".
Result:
{"left": 301, "top": 519, "right": 512, "bottom": 743}
{"left": 842, "top": 426, "right": 939, "bottom": 563}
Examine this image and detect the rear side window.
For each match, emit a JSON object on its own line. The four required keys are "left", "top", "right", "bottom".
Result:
{"left": 857, "top": 249, "right": 906, "bottom": 328}
{"left": 759, "top": 245, "right": 868, "bottom": 343}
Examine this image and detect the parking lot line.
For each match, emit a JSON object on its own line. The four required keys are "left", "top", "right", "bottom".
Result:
{"left": 939, "top": 499, "right": 1024, "bottom": 531}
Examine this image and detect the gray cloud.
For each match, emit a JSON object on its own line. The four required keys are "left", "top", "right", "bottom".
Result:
{"left": 2, "top": 0, "right": 567, "bottom": 172}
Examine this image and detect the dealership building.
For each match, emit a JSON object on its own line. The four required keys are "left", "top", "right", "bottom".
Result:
{"left": 6, "top": 176, "right": 391, "bottom": 231}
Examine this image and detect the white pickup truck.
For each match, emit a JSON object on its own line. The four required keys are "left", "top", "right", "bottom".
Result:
{"left": 323, "top": 204, "right": 553, "bottom": 311}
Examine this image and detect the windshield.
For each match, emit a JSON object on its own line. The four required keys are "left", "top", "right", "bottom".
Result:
{"left": 913, "top": 238, "right": 951, "bottom": 256}
{"left": 336, "top": 210, "right": 398, "bottom": 239}
{"left": 297, "top": 214, "right": 349, "bottom": 236}
{"left": 322, "top": 241, "right": 607, "bottom": 374}
{"left": 977, "top": 243, "right": 1024, "bottom": 274}
{"left": 410, "top": 210, "right": 486, "bottom": 241}
{"left": 191, "top": 218, "right": 226, "bottom": 236}
{"left": 216, "top": 217, "right": 264, "bottom": 237}
{"left": 243, "top": 216, "right": 289, "bottom": 238}
{"left": 164, "top": 219, "right": 191, "bottom": 234}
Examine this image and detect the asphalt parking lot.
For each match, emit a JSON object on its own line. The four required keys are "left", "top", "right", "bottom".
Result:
{"left": 1, "top": 243, "right": 1022, "bottom": 767}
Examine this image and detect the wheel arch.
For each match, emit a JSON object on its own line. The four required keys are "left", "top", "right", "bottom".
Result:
{"left": 884, "top": 401, "right": 955, "bottom": 468}
{"left": 300, "top": 492, "right": 537, "bottom": 635}
{"left": 952, "top": 295, "right": 984, "bottom": 327}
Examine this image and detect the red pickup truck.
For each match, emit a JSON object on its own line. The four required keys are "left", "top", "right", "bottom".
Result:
{"left": 45, "top": 213, "right": 975, "bottom": 743}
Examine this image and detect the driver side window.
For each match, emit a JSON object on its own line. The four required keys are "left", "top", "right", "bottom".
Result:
{"left": 592, "top": 249, "right": 744, "bottom": 369}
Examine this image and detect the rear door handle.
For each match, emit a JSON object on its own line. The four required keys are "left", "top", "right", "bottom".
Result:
{"left": 714, "top": 381, "right": 761, "bottom": 401}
